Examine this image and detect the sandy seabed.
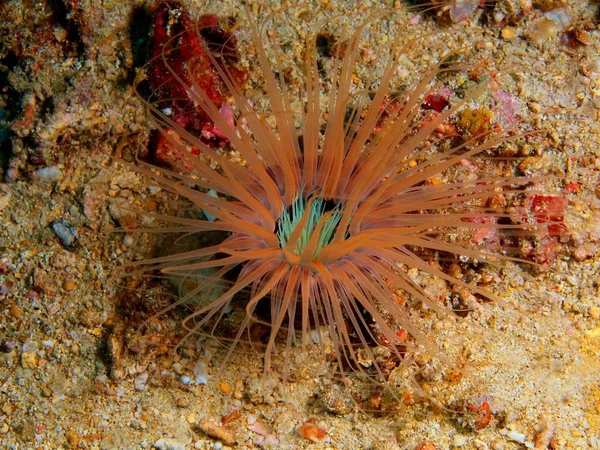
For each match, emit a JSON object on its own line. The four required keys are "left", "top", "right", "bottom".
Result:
{"left": 0, "top": 0, "right": 599, "bottom": 449}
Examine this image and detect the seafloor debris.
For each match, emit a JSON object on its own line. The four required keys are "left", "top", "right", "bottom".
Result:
{"left": 50, "top": 220, "right": 77, "bottom": 249}
{"left": 196, "top": 418, "right": 236, "bottom": 446}
{"left": 298, "top": 419, "right": 329, "bottom": 443}
{"left": 152, "top": 437, "right": 186, "bottom": 450}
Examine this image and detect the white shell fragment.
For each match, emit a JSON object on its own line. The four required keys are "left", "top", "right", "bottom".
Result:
{"left": 545, "top": 8, "right": 570, "bottom": 32}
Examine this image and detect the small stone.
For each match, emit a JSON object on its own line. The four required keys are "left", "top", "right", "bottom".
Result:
{"left": 135, "top": 372, "right": 148, "bottom": 391}
{"left": 501, "top": 27, "right": 516, "bottom": 41}
{"left": 449, "top": 0, "right": 478, "bottom": 23}
{"left": 233, "top": 380, "right": 244, "bottom": 399}
{"left": 65, "top": 429, "right": 80, "bottom": 446}
{"left": 589, "top": 306, "right": 600, "bottom": 320}
{"left": 197, "top": 419, "right": 236, "bottom": 445}
{"left": 216, "top": 379, "right": 231, "bottom": 394}
{"left": 54, "top": 27, "right": 68, "bottom": 42}
{"left": 186, "top": 412, "right": 197, "bottom": 424}
{"left": 453, "top": 434, "right": 468, "bottom": 447}
{"left": 0, "top": 278, "right": 15, "bottom": 295}
{"left": 35, "top": 166, "right": 62, "bottom": 183}
{"left": 432, "top": 320, "right": 445, "bottom": 331}
{"left": 122, "top": 235, "right": 134, "bottom": 247}
{"left": 153, "top": 438, "right": 186, "bottom": 450}
{"left": 0, "top": 341, "right": 16, "bottom": 353}
{"left": 21, "top": 352, "right": 37, "bottom": 369}
{"left": 50, "top": 221, "right": 77, "bottom": 248}
{"left": 63, "top": 280, "right": 77, "bottom": 291}
{"left": 298, "top": 419, "right": 328, "bottom": 443}
{"left": 572, "top": 244, "right": 596, "bottom": 262}
{"left": 193, "top": 361, "right": 208, "bottom": 385}
{"left": 318, "top": 384, "right": 352, "bottom": 415}
{"left": 9, "top": 305, "right": 22, "bottom": 319}
{"left": 130, "top": 420, "right": 146, "bottom": 430}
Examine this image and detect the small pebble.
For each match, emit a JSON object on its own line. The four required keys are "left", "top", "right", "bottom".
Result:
{"left": 63, "top": 280, "right": 77, "bottom": 291}
{"left": 153, "top": 438, "right": 186, "bottom": 450}
{"left": 298, "top": 419, "right": 328, "bottom": 443}
{"left": 453, "top": 434, "right": 468, "bottom": 447}
{"left": 589, "top": 306, "right": 600, "bottom": 320}
{"left": 21, "top": 352, "right": 37, "bottom": 369}
{"left": 432, "top": 320, "right": 445, "bottom": 331}
{"left": 9, "top": 305, "right": 21, "bottom": 319}
{"left": 216, "top": 379, "right": 231, "bottom": 394}
{"left": 22, "top": 340, "right": 38, "bottom": 352}
{"left": 449, "top": 0, "right": 479, "bottom": 23}
{"left": 501, "top": 27, "right": 516, "bottom": 41}
{"left": 50, "top": 221, "right": 77, "bottom": 248}
{"left": 0, "top": 278, "right": 15, "bottom": 295}
{"left": 65, "top": 430, "right": 80, "bottom": 446}
{"left": 36, "top": 166, "right": 62, "bottom": 183}
{"left": 573, "top": 244, "right": 596, "bottom": 262}
{"left": 134, "top": 372, "right": 148, "bottom": 391}
{"left": 197, "top": 419, "right": 236, "bottom": 445}
{"left": 194, "top": 361, "right": 208, "bottom": 385}
{"left": 0, "top": 341, "right": 16, "bottom": 353}
{"left": 493, "top": 11, "right": 505, "bottom": 23}
{"left": 473, "top": 440, "right": 488, "bottom": 450}
{"left": 233, "top": 380, "right": 244, "bottom": 399}
{"left": 123, "top": 235, "right": 134, "bottom": 247}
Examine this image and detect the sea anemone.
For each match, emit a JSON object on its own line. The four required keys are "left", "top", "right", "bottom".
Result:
{"left": 125, "top": 4, "right": 552, "bottom": 381}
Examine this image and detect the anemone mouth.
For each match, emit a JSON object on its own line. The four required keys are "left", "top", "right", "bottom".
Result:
{"left": 276, "top": 194, "right": 345, "bottom": 260}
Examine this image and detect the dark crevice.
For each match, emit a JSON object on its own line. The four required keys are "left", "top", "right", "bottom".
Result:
{"left": 38, "top": 96, "right": 55, "bottom": 120}
{"left": 0, "top": 52, "right": 21, "bottom": 179}
{"left": 47, "top": 0, "right": 85, "bottom": 57}
{"left": 128, "top": 5, "right": 152, "bottom": 84}
{"left": 315, "top": 32, "right": 337, "bottom": 58}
